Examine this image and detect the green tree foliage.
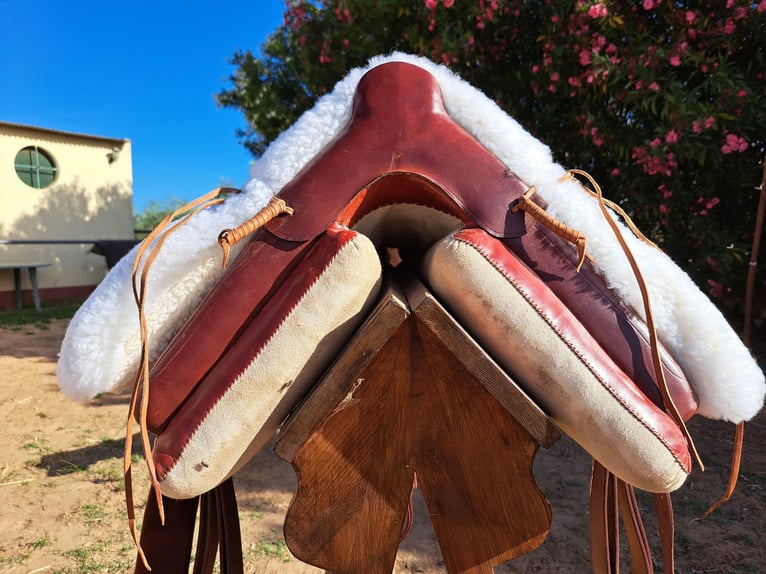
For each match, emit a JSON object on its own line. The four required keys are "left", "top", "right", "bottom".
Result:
{"left": 133, "top": 198, "right": 188, "bottom": 238}
{"left": 217, "top": 0, "right": 766, "bottom": 318}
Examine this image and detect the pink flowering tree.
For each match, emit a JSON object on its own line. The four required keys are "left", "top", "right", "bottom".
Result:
{"left": 217, "top": 0, "right": 766, "bottom": 318}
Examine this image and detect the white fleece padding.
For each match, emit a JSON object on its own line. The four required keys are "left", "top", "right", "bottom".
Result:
{"left": 157, "top": 232, "right": 382, "bottom": 499}
{"left": 57, "top": 52, "right": 764, "bottom": 423}
{"left": 423, "top": 234, "right": 689, "bottom": 493}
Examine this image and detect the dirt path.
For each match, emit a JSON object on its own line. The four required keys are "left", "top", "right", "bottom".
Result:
{"left": 0, "top": 320, "right": 763, "bottom": 573}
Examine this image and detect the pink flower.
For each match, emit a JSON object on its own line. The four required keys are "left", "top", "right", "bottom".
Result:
{"left": 706, "top": 197, "right": 720, "bottom": 210}
{"left": 643, "top": 0, "right": 654, "bottom": 9}
{"left": 721, "top": 134, "right": 748, "bottom": 154}
{"left": 611, "top": 168, "right": 620, "bottom": 176}
{"left": 550, "top": 72, "right": 560, "bottom": 82}
{"left": 659, "top": 204, "right": 669, "bottom": 214}
{"left": 686, "top": 10, "right": 696, "bottom": 23}
{"left": 579, "top": 50, "right": 592, "bottom": 66}
{"left": 444, "top": 0, "right": 454, "bottom": 6}
{"left": 665, "top": 130, "right": 678, "bottom": 144}
{"left": 704, "top": 116, "right": 715, "bottom": 129}
{"left": 669, "top": 55, "right": 681, "bottom": 67}
{"left": 425, "top": 0, "right": 437, "bottom": 8}
{"left": 588, "top": 3, "right": 608, "bottom": 18}
{"left": 591, "top": 127, "right": 604, "bottom": 146}
{"left": 707, "top": 279, "right": 724, "bottom": 298}
{"left": 648, "top": 82, "right": 660, "bottom": 91}
{"left": 758, "top": 0, "right": 766, "bottom": 13}
{"left": 650, "top": 138, "right": 662, "bottom": 149}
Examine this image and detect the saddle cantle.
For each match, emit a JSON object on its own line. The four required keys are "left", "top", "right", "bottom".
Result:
{"left": 57, "top": 54, "right": 765, "bottom": 573}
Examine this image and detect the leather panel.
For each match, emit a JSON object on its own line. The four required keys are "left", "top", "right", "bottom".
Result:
{"left": 456, "top": 227, "right": 691, "bottom": 472}
{"left": 153, "top": 224, "right": 382, "bottom": 495}
{"left": 266, "top": 62, "right": 527, "bottom": 242}
{"left": 145, "top": 230, "right": 314, "bottom": 433}
{"left": 504, "top": 207, "right": 698, "bottom": 420}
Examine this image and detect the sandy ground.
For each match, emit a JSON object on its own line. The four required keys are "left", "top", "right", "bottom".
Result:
{"left": 0, "top": 319, "right": 764, "bottom": 573}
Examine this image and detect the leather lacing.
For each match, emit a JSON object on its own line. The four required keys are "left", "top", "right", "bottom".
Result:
{"left": 218, "top": 196, "right": 295, "bottom": 268}
{"left": 125, "top": 190, "right": 295, "bottom": 570}
{"left": 569, "top": 169, "right": 704, "bottom": 469}
{"left": 513, "top": 186, "right": 588, "bottom": 271}
{"left": 126, "top": 188, "right": 226, "bottom": 569}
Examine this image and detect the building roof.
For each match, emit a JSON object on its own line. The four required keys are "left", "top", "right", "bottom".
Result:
{"left": 0, "top": 120, "right": 130, "bottom": 145}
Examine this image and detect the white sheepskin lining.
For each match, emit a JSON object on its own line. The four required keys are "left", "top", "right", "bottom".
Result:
{"left": 57, "top": 52, "right": 764, "bottom": 424}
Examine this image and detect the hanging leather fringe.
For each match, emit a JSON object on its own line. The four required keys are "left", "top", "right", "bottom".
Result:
{"left": 126, "top": 188, "right": 227, "bottom": 571}
{"left": 566, "top": 169, "right": 704, "bottom": 471}
{"left": 702, "top": 157, "right": 766, "bottom": 518}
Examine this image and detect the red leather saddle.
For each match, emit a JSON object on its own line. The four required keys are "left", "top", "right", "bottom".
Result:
{"left": 132, "top": 62, "right": 697, "bottom": 573}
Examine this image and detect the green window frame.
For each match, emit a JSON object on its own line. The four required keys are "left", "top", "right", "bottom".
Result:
{"left": 15, "top": 145, "right": 58, "bottom": 189}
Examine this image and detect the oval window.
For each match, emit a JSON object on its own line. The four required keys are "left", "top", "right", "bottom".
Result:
{"left": 15, "top": 145, "right": 58, "bottom": 189}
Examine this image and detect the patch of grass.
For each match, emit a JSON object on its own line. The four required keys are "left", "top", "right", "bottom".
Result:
{"left": 254, "top": 536, "right": 291, "bottom": 563}
{"left": 79, "top": 503, "right": 110, "bottom": 524}
{"left": 63, "top": 544, "right": 110, "bottom": 572}
{"left": 56, "top": 459, "right": 85, "bottom": 475}
{"left": 27, "top": 535, "right": 52, "bottom": 550}
{"left": 730, "top": 563, "right": 761, "bottom": 573}
{"left": 23, "top": 435, "right": 51, "bottom": 456}
{"left": 0, "top": 300, "right": 81, "bottom": 329}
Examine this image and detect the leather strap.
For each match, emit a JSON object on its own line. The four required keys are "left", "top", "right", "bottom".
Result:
{"left": 590, "top": 461, "right": 677, "bottom": 574}
{"left": 616, "top": 482, "right": 652, "bottom": 574}
{"left": 216, "top": 479, "right": 244, "bottom": 574}
{"left": 134, "top": 490, "right": 199, "bottom": 574}
{"left": 192, "top": 490, "right": 218, "bottom": 574}
{"left": 590, "top": 461, "right": 619, "bottom": 574}
{"left": 654, "top": 493, "right": 675, "bottom": 574}
{"left": 135, "top": 479, "right": 243, "bottom": 573}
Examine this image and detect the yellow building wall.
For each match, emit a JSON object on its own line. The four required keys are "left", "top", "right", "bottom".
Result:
{"left": 0, "top": 122, "right": 134, "bottom": 298}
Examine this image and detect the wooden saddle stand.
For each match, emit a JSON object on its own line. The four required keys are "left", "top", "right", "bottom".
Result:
{"left": 132, "top": 62, "right": 700, "bottom": 573}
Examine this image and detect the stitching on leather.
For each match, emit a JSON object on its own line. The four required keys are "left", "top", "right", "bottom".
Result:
{"left": 157, "top": 229, "right": 371, "bottom": 481}
{"left": 453, "top": 234, "right": 689, "bottom": 474}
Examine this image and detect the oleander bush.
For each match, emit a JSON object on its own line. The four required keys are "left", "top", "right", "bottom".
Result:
{"left": 217, "top": 0, "right": 766, "bottom": 321}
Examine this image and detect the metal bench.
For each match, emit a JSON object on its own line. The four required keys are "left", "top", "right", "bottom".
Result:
{"left": 0, "top": 262, "right": 52, "bottom": 312}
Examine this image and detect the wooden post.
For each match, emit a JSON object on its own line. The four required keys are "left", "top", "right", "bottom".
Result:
{"left": 274, "top": 272, "right": 559, "bottom": 573}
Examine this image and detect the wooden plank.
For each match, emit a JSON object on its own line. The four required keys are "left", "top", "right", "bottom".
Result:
{"left": 280, "top": 320, "right": 416, "bottom": 573}
{"left": 404, "top": 274, "right": 560, "bottom": 448}
{"left": 408, "top": 318, "right": 552, "bottom": 573}
{"left": 275, "top": 273, "right": 556, "bottom": 573}
{"left": 274, "top": 279, "right": 410, "bottom": 462}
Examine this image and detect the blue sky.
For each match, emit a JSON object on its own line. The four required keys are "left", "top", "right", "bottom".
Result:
{"left": 1, "top": 1, "right": 286, "bottom": 213}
